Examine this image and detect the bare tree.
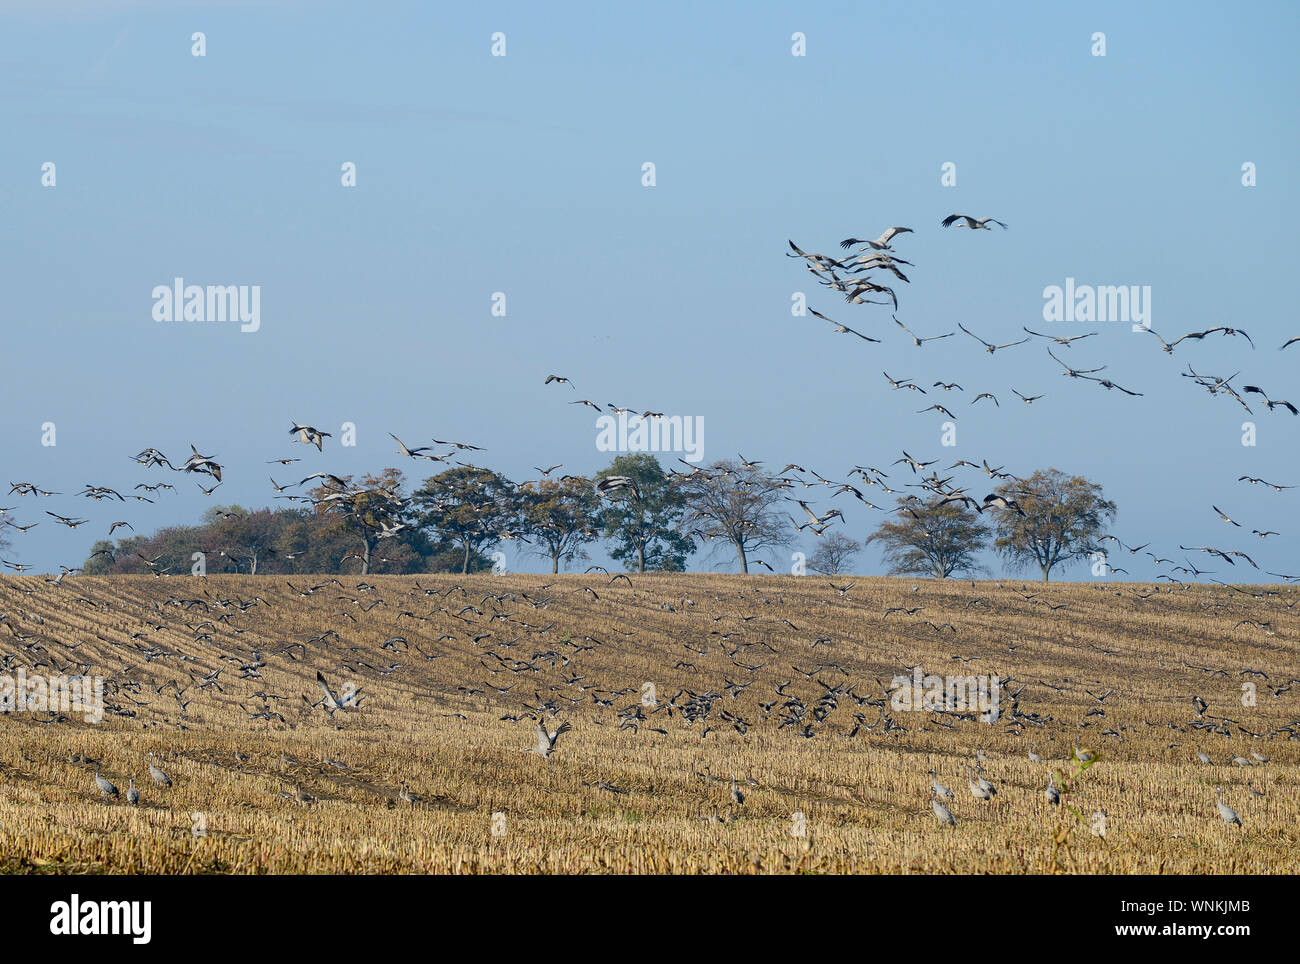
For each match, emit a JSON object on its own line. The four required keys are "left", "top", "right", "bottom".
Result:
{"left": 807, "top": 532, "right": 862, "bottom": 574}
{"left": 675, "top": 459, "right": 792, "bottom": 573}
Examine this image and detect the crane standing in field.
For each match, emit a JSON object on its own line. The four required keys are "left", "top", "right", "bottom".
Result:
{"left": 931, "top": 789, "right": 957, "bottom": 826}
{"left": 929, "top": 768, "right": 954, "bottom": 801}
{"left": 94, "top": 764, "right": 117, "bottom": 798}
{"left": 967, "top": 766, "right": 994, "bottom": 801}
{"left": 1216, "top": 787, "right": 1242, "bottom": 828}
{"left": 148, "top": 753, "right": 172, "bottom": 788}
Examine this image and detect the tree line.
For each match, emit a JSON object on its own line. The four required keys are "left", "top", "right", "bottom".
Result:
{"left": 81, "top": 456, "right": 1115, "bottom": 582}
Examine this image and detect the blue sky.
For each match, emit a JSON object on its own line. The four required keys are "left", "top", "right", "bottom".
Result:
{"left": 2, "top": 0, "right": 1297, "bottom": 579}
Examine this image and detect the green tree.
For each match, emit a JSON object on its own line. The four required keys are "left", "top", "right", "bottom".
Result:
{"left": 594, "top": 454, "right": 694, "bottom": 572}
{"left": 867, "top": 496, "right": 989, "bottom": 578}
{"left": 674, "top": 459, "right": 791, "bottom": 574}
{"left": 83, "top": 539, "right": 117, "bottom": 574}
{"left": 414, "top": 465, "right": 521, "bottom": 574}
{"left": 520, "top": 477, "right": 600, "bottom": 573}
{"left": 989, "top": 468, "right": 1116, "bottom": 582}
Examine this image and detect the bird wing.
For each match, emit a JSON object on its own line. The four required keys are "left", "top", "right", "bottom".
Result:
{"left": 316, "top": 671, "right": 340, "bottom": 708}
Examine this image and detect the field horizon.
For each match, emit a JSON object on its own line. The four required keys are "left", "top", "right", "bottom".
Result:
{"left": 1, "top": 572, "right": 1295, "bottom": 874}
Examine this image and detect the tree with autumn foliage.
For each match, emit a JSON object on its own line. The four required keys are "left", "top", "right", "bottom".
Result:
{"left": 309, "top": 468, "right": 414, "bottom": 575}
{"left": 519, "top": 476, "right": 600, "bottom": 573}
{"left": 207, "top": 506, "right": 278, "bottom": 574}
{"left": 413, "top": 465, "right": 522, "bottom": 574}
{"left": 866, "top": 496, "right": 989, "bottom": 578}
{"left": 988, "top": 468, "right": 1116, "bottom": 582}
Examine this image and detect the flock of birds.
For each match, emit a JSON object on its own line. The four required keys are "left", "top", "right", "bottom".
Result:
{"left": 776, "top": 215, "right": 1297, "bottom": 579}
{"left": 0, "top": 213, "right": 1293, "bottom": 854}
{"left": 1, "top": 245, "right": 1295, "bottom": 584}
{"left": 4, "top": 566, "right": 1287, "bottom": 836}
{"left": 924, "top": 746, "right": 1253, "bottom": 829}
